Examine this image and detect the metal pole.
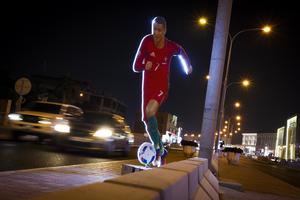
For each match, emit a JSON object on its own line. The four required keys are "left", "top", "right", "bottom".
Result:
{"left": 215, "top": 37, "right": 233, "bottom": 149}
{"left": 215, "top": 28, "right": 261, "bottom": 150}
{"left": 200, "top": 0, "right": 232, "bottom": 170}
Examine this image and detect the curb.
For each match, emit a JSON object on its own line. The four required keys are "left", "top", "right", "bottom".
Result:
{"left": 0, "top": 159, "right": 137, "bottom": 176}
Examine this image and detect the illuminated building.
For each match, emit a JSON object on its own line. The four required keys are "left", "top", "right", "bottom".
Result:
{"left": 285, "top": 115, "right": 300, "bottom": 161}
{"left": 242, "top": 133, "right": 257, "bottom": 154}
{"left": 275, "top": 127, "right": 285, "bottom": 159}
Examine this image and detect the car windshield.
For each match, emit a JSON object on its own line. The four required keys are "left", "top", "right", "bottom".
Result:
{"left": 22, "top": 102, "right": 61, "bottom": 114}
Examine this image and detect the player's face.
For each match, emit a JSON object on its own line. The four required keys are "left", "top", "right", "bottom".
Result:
{"left": 153, "top": 23, "right": 166, "bottom": 42}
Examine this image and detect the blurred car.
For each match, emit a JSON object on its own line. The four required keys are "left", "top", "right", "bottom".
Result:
{"left": 8, "top": 101, "right": 83, "bottom": 141}
{"left": 54, "top": 111, "right": 131, "bottom": 156}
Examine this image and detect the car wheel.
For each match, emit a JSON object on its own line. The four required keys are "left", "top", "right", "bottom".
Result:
{"left": 103, "top": 143, "right": 116, "bottom": 157}
{"left": 54, "top": 136, "right": 67, "bottom": 151}
{"left": 12, "top": 131, "right": 20, "bottom": 141}
{"left": 122, "top": 144, "right": 130, "bottom": 157}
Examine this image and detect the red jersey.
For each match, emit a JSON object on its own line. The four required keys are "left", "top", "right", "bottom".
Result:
{"left": 133, "top": 34, "right": 191, "bottom": 121}
{"left": 133, "top": 34, "right": 191, "bottom": 92}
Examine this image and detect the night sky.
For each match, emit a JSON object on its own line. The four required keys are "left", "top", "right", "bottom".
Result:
{"left": 1, "top": 1, "right": 299, "bottom": 133}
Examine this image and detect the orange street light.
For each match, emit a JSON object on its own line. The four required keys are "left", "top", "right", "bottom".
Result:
{"left": 262, "top": 25, "right": 271, "bottom": 33}
{"left": 198, "top": 17, "right": 207, "bottom": 26}
{"left": 242, "top": 79, "right": 250, "bottom": 87}
{"left": 234, "top": 102, "right": 241, "bottom": 108}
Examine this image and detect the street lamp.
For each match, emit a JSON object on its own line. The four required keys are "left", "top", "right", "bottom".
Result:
{"left": 198, "top": 17, "right": 208, "bottom": 26}
{"left": 215, "top": 25, "right": 271, "bottom": 150}
{"left": 234, "top": 102, "right": 240, "bottom": 108}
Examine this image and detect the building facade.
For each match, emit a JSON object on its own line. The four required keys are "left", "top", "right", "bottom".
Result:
{"left": 274, "top": 115, "right": 300, "bottom": 161}
{"left": 285, "top": 115, "right": 300, "bottom": 160}
{"left": 242, "top": 133, "right": 257, "bottom": 154}
{"left": 275, "top": 126, "right": 285, "bottom": 159}
{"left": 256, "top": 133, "right": 277, "bottom": 156}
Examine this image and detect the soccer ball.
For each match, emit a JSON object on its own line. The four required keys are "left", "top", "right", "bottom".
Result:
{"left": 137, "top": 142, "right": 156, "bottom": 166}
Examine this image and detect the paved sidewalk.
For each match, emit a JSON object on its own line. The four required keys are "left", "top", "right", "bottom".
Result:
{"left": 0, "top": 159, "right": 138, "bottom": 200}
{"left": 218, "top": 155, "right": 300, "bottom": 200}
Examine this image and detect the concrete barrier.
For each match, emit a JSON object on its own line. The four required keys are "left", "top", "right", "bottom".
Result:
{"left": 193, "top": 186, "right": 212, "bottom": 200}
{"left": 204, "top": 169, "right": 219, "bottom": 193}
{"left": 106, "top": 168, "right": 188, "bottom": 200}
{"left": 32, "top": 182, "right": 160, "bottom": 200}
{"left": 160, "top": 161, "right": 200, "bottom": 199}
{"left": 121, "top": 163, "right": 152, "bottom": 175}
{"left": 31, "top": 157, "right": 220, "bottom": 200}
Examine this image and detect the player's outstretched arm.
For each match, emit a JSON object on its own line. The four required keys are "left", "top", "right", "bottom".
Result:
{"left": 178, "top": 46, "right": 192, "bottom": 75}
{"left": 173, "top": 43, "right": 192, "bottom": 75}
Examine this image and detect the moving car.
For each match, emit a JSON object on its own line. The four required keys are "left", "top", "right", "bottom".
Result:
{"left": 54, "top": 111, "right": 131, "bottom": 156}
{"left": 8, "top": 101, "right": 83, "bottom": 141}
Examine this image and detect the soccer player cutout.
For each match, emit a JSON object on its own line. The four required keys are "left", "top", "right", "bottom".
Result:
{"left": 133, "top": 16, "right": 193, "bottom": 167}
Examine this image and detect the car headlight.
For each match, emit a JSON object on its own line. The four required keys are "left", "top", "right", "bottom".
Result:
{"left": 38, "top": 119, "right": 52, "bottom": 125}
{"left": 93, "top": 128, "right": 113, "bottom": 138}
{"left": 54, "top": 124, "right": 70, "bottom": 133}
{"left": 8, "top": 114, "right": 23, "bottom": 121}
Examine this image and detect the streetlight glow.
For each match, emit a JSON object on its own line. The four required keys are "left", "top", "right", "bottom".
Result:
{"left": 262, "top": 25, "right": 271, "bottom": 33}
{"left": 236, "top": 115, "right": 241, "bottom": 121}
{"left": 237, "top": 122, "right": 241, "bottom": 126}
{"left": 80, "top": 92, "right": 84, "bottom": 97}
{"left": 206, "top": 75, "right": 210, "bottom": 80}
{"left": 242, "top": 79, "right": 250, "bottom": 87}
{"left": 198, "top": 17, "right": 207, "bottom": 26}
{"left": 235, "top": 102, "right": 240, "bottom": 108}
{"left": 225, "top": 121, "right": 228, "bottom": 124}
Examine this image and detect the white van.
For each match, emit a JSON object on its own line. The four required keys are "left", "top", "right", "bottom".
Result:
{"left": 8, "top": 101, "right": 83, "bottom": 141}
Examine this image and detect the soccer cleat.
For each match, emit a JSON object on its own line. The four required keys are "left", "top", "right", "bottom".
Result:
{"left": 152, "top": 148, "right": 168, "bottom": 167}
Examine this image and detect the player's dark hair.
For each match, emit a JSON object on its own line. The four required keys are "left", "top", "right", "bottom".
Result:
{"left": 152, "top": 16, "right": 167, "bottom": 29}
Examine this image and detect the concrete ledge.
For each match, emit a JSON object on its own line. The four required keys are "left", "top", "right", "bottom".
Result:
{"left": 180, "top": 159, "right": 206, "bottom": 182}
{"left": 188, "top": 157, "right": 208, "bottom": 172}
{"left": 30, "top": 158, "right": 220, "bottom": 200}
{"left": 193, "top": 185, "right": 212, "bottom": 200}
{"left": 200, "top": 177, "right": 219, "bottom": 200}
{"left": 121, "top": 164, "right": 152, "bottom": 175}
{"left": 204, "top": 169, "right": 220, "bottom": 193}
{"left": 106, "top": 168, "right": 188, "bottom": 200}
{"left": 160, "top": 161, "right": 200, "bottom": 199}
{"left": 219, "top": 178, "right": 243, "bottom": 192}
{"left": 31, "top": 182, "right": 160, "bottom": 200}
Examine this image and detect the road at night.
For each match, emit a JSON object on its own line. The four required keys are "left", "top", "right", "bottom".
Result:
{"left": 249, "top": 158, "right": 300, "bottom": 188}
{"left": 0, "top": 140, "right": 136, "bottom": 172}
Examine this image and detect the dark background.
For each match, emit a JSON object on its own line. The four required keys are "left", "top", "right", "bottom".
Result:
{"left": 0, "top": 0, "right": 298, "bottom": 133}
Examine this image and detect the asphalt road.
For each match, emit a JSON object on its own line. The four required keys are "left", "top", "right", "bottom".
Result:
{"left": 0, "top": 140, "right": 137, "bottom": 172}
{"left": 250, "top": 157, "right": 300, "bottom": 188}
